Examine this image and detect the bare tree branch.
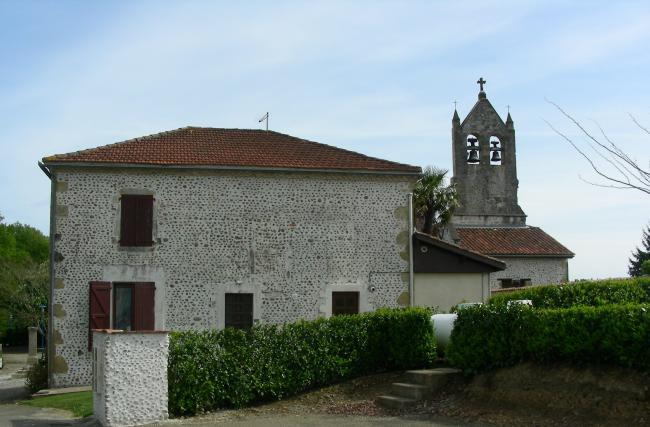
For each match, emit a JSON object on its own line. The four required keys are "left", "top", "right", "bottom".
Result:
{"left": 545, "top": 100, "right": 650, "bottom": 196}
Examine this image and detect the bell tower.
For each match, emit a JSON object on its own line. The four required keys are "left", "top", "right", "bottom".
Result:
{"left": 451, "top": 78, "right": 526, "bottom": 227}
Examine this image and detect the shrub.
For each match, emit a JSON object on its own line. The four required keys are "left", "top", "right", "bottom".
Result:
{"left": 446, "top": 303, "right": 650, "bottom": 374}
{"left": 168, "top": 307, "right": 436, "bottom": 416}
{"left": 25, "top": 352, "right": 48, "bottom": 394}
{"left": 488, "top": 278, "right": 650, "bottom": 308}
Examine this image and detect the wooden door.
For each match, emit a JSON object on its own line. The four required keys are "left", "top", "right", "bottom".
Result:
{"left": 332, "top": 291, "right": 359, "bottom": 316}
{"left": 225, "top": 293, "right": 253, "bottom": 329}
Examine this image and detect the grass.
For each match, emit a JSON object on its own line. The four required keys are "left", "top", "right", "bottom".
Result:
{"left": 20, "top": 391, "right": 93, "bottom": 418}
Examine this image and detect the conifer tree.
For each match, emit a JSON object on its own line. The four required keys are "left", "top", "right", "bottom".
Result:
{"left": 628, "top": 224, "right": 650, "bottom": 277}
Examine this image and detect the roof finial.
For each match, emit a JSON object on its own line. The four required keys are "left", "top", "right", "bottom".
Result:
{"left": 477, "top": 77, "right": 486, "bottom": 92}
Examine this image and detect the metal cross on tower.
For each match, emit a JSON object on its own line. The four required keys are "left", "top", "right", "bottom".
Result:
{"left": 477, "top": 77, "right": 486, "bottom": 91}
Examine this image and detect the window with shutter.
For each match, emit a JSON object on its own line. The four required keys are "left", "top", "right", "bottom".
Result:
{"left": 120, "top": 195, "right": 153, "bottom": 247}
{"left": 112, "top": 282, "right": 156, "bottom": 331}
{"left": 88, "top": 281, "right": 111, "bottom": 351}
{"left": 332, "top": 292, "right": 359, "bottom": 316}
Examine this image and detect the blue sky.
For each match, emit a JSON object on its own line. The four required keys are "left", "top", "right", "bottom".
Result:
{"left": 1, "top": 0, "right": 649, "bottom": 279}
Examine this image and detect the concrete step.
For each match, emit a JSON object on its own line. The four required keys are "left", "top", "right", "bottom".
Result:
{"left": 405, "top": 368, "right": 462, "bottom": 390}
{"left": 391, "top": 382, "right": 431, "bottom": 400}
{"left": 376, "top": 394, "right": 417, "bottom": 409}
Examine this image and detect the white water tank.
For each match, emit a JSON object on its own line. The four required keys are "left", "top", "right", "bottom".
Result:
{"left": 430, "top": 313, "right": 458, "bottom": 350}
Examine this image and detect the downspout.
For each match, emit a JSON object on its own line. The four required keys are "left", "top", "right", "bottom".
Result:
{"left": 408, "top": 193, "right": 414, "bottom": 307}
{"left": 38, "top": 161, "right": 55, "bottom": 387}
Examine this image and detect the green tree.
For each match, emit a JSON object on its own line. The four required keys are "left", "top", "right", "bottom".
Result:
{"left": 641, "top": 260, "right": 650, "bottom": 276}
{"left": 0, "top": 213, "right": 49, "bottom": 344}
{"left": 629, "top": 224, "right": 650, "bottom": 277}
{"left": 413, "top": 166, "right": 458, "bottom": 238}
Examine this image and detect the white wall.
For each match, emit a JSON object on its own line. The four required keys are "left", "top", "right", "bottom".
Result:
{"left": 413, "top": 272, "right": 489, "bottom": 312}
{"left": 93, "top": 331, "right": 169, "bottom": 427}
{"left": 51, "top": 168, "right": 414, "bottom": 386}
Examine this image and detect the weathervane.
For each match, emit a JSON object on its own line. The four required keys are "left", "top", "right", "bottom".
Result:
{"left": 258, "top": 112, "right": 269, "bottom": 131}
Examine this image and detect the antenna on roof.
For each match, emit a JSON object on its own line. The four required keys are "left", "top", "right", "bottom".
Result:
{"left": 258, "top": 112, "right": 269, "bottom": 131}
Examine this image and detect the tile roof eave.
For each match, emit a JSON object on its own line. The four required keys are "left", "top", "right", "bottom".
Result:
{"left": 484, "top": 252, "right": 575, "bottom": 259}
{"left": 41, "top": 160, "right": 422, "bottom": 176}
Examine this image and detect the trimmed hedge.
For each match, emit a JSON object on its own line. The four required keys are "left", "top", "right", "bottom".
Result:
{"left": 446, "top": 303, "right": 650, "bottom": 374}
{"left": 488, "top": 278, "right": 650, "bottom": 308}
{"left": 168, "top": 307, "right": 436, "bottom": 415}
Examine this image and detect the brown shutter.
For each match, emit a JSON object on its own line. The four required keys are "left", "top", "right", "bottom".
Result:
{"left": 138, "top": 196, "right": 154, "bottom": 246}
{"left": 89, "top": 281, "right": 111, "bottom": 350}
{"left": 133, "top": 282, "right": 155, "bottom": 331}
{"left": 120, "top": 195, "right": 153, "bottom": 247}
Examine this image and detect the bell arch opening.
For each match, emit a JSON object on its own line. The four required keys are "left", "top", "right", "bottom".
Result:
{"left": 466, "top": 135, "right": 479, "bottom": 164}
{"left": 489, "top": 136, "right": 502, "bottom": 165}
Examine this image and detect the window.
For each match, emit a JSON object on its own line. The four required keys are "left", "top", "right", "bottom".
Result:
{"left": 88, "top": 281, "right": 155, "bottom": 350}
{"left": 120, "top": 195, "right": 153, "bottom": 247}
{"left": 498, "top": 278, "right": 531, "bottom": 288}
{"left": 332, "top": 291, "right": 359, "bottom": 316}
{"left": 225, "top": 293, "right": 253, "bottom": 329}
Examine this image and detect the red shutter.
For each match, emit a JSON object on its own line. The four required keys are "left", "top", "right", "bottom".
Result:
{"left": 89, "top": 281, "right": 111, "bottom": 350}
{"left": 120, "top": 195, "right": 153, "bottom": 247}
{"left": 133, "top": 282, "right": 155, "bottom": 331}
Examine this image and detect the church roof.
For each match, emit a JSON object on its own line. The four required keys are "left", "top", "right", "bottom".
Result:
{"left": 42, "top": 127, "right": 421, "bottom": 174}
{"left": 455, "top": 226, "right": 574, "bottom": 258}
{"left": 460, "top": 91, "right": 507, "bottom": 130}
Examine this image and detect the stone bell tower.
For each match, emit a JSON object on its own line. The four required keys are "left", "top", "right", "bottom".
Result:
{"left": 451, "top": 78, "right": 526, "bottom": 227}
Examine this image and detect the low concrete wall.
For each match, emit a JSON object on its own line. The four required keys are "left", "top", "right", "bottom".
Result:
{"left": 93, "top": 330, "right": 169, "bottom": 427}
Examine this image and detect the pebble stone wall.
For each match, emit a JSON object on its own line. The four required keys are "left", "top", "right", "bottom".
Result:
{"left": 93, "top": 331, "right": 169, "bottom": 426}
{"left": 51, "top": 167, "right": 414, "bottom": 387}
{"left": 489, "top": 257, "right": 569, "bottom": 289}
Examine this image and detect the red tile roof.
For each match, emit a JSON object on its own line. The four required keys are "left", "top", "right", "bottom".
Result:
{"left": 455, "top": 226, "right": 574, "bottom": 258}
{"left": 42, "top": 127, "right": 420, "bottom": 173}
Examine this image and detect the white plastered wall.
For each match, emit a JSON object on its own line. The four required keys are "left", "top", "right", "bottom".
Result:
{"left": 413, "top": 272, "right": 489, "bottom": 313}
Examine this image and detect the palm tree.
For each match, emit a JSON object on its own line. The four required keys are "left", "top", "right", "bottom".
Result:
{"left": 413, "top": 167, "right": 458, "bottom": 237}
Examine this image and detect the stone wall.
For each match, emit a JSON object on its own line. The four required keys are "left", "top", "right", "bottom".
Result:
{"left": 93, "top": 331, "right": 169, "bottom": 426}
{"left": 51, "top": 167, "right": 414, "bottom": 386}
{"left": 489, "top": 257, "right": 569, "bottom": 289}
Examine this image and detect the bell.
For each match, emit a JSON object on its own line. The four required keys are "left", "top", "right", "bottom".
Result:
{"left": 491, "top": 150, "right": 501, "bottom": 162}
{"left": 467, "top": 149, "right": 479, "bottom": 163}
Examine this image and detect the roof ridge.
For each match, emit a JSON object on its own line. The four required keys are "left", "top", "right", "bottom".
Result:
{"left": 260, "top": 128, "right": 421, "bottom": 170}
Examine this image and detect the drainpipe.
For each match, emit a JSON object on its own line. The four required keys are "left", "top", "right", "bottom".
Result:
{"left": 38, "top": 161, "right": 55, "bottom": 387}
{"left": 408, "top": 193, "right": 414, "bottom": 307}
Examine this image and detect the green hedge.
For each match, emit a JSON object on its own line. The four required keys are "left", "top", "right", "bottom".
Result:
{"left": 446, "top": 303, "right": 650, "bottom": 374}
{"left": 488, "top": 278, "right": 650, "bottom": 308}
{"left": 168, "top": 307, "right": 436, "bottom": 416}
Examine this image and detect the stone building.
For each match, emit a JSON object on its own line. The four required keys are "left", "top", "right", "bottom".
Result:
{"left": 449, "top": 80, "right": 574, "bottom": 289}
{"left": 40, "top": 127, "right": 421, "bottom": 387}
